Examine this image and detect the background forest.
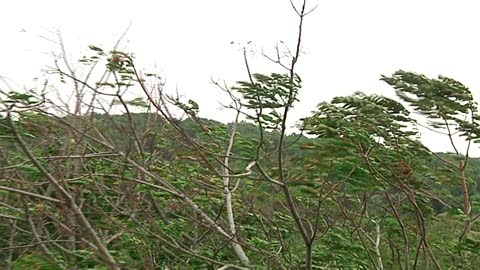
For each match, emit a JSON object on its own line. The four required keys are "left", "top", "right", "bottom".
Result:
{"left": 2, "top": 1, "right": 480, "bottom": 269}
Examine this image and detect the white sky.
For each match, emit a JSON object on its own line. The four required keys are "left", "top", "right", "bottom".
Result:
{"left": 2, "top": 0, "right": 480, "bottom": 155}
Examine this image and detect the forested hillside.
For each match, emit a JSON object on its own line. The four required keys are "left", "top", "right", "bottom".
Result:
{"left": 3, "top": 1, "right": 480, "bottom": 269}
{"left": 2, "top": 82, "right": 480, "bottom": 269}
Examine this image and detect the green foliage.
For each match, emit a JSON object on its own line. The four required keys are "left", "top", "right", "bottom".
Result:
{"left": 4, "top": 40, "right": 480, "bottom": 270}
{"left": 234, "top": 73, "right": 301, "bottom": 129}
{"left": 313, "top": 228, "right": 371, "bottom": 269}
{"left": 11, "top": 254, "right": 63, "bottom": 270}
{"left": 382, "top": 70, "right": 480, "bottom": 143}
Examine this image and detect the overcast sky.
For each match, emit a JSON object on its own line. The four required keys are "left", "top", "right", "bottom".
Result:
{"left": 2, "top": 0, "right": 480, "bottom": 155}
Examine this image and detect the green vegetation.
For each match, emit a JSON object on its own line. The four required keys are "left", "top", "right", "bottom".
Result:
{"left": 2, "top": 1, "right": 480, "bottom": 269}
